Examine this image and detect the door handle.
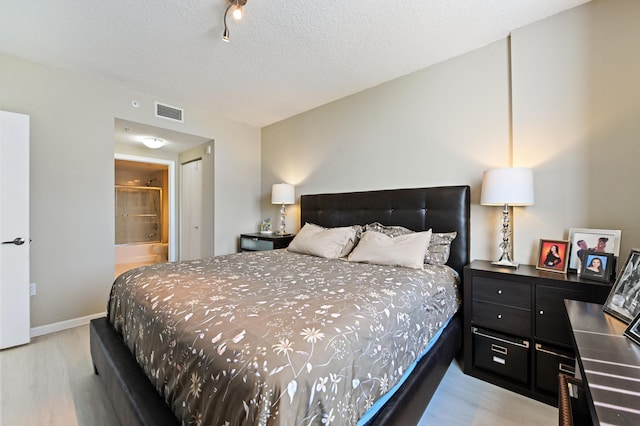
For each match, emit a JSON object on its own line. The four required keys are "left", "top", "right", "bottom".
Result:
{"left": 2, "top": 237, "right": 25, "bottom": 245}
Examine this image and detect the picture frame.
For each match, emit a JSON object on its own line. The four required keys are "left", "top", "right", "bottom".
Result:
{"left": 604, "top": 249, "right": 640, "bottom": 324}
{"left": 567, "top": 228, "right": 621, "bottom": 273}
{"left": 578, "top": 250, "right": 614, "bottom": 283}
{"left": 536, "top": 239, "right": 569, "bottom": 273}
{"left": 624, "top": 312, "right": 640, "bottom": 346}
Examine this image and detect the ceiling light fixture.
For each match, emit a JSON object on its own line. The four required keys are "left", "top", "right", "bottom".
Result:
{"left": 222, "top": 0, "right": 247, "bottom": 42}
{"left": 142, "top": 137, "right": 165, "bottom": 149}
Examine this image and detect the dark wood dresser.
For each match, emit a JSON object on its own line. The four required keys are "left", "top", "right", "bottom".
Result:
{"left": 463, "top": 260, "right": 612, "bottom": 405}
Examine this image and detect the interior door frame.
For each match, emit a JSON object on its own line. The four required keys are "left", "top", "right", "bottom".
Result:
{"left": 114, "top": 153, "right": 177, "bottom": 262}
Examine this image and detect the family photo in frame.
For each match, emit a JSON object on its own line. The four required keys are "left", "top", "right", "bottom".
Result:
{"left": 625, "top": 312, "right": 640, "bottom": 346}
{"left": 604, "top": 249, "right": 640, "bottom": 323}
{"left": 567, "top": 228, "right": 621, "bottom": 272}
{"left": 536, "top": 239, "right": 569, "bottom": 273}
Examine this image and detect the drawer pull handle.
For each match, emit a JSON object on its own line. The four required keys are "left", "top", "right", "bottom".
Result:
{"left": 535, "top": 344, "right": 575, "bottom": 361}
{"left": 472, "top": 328, "right": 530, "bottom": 348}
{"left": 497, "top": 314, "right": 502, "bottom": 319}
{"left": 492, "top": 356, "right": 506, "bottom": 365}
{"left": 497, "top": 289, "right": 503, "bottom": 295}
{"left": 491, "top": 344, "right": 508, "bottom": 355}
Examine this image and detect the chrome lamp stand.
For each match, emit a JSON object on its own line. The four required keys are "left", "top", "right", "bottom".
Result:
{"left": 492, "top": 204, "right": 519, "bottom": 268}
{"left": 276, "top": 203, "right": 287, "bottom": 235}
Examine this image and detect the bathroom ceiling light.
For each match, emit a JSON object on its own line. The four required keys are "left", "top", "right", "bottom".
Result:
{"left": 142, "top": 137, "right": 165, "bottom": 149}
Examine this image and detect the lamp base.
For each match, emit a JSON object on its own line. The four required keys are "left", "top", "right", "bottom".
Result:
{"left": 491, "top": 259, "right": 519, "bottom": 268}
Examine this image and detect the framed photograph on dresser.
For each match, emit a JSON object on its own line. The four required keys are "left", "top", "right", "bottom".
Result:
{"left": 579, "top": 251, "right": 614, "bottom": 283}
{"left": 604, "top": 249, "right": 640, "bottom": 324}
{"left": 536, "top": 239, "right": 569, "bottom": 273}
{"left": 567, "top": 228, "right": 621, "bottom": 272}
{"left": 625, "top": 312, "right": 640, "bottom": 346}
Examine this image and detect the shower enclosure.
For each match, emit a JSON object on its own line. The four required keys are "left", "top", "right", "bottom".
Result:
{"left": 115, "top": 185, "right": 162, "bottom": 244}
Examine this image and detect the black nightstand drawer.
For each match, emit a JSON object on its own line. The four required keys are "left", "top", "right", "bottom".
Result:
{"left": 535, "top": 343, "right": 575, "bottom": 396}
{"left": 472, "top": 277, "right": 531, "bottom": 309}
{"left": 240, "top": 233, "right": 294, "bottom": 252}
{"left": 472, "top": 300, "right": 531, "bottom": 336}
{"left": 473, "top": 327, "right": 530, "bottom": 384}
{"left": 241, "top": 237, "right": 274, "bottom": 251}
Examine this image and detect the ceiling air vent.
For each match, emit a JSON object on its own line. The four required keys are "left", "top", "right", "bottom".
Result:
{"left": 155, "top": 102, "right": 184, "bottom": 123}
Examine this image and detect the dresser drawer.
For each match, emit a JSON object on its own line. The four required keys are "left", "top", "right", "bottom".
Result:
{"left": 473, "top": 327, "right": 530, "bottom": 384}
{"left": 472, "top": 277, "right": 531, "bottom": 309}
{"left": 240, "top": 237, "right": 274, "bottom": 251}
{"left": 535, "top": 343, "right": 575, "bottom": 396}
{"left": 472, "top": 300, "right": 531, "bottom": 336}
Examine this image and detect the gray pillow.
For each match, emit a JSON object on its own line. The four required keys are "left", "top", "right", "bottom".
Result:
{"left": 363, "top": 222, "right": 413, "bottom": 238}
{"left": 425, "top": 232, "right": 457, "bottom": 265}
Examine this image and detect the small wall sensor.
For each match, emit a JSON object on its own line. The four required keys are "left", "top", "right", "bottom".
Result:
{"left": 131, "top": 100, "right": 140, "bottom": 108}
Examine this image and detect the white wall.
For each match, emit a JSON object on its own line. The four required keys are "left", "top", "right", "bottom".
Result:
{"left": 0, "top": 53, "right": 261, "bottom": 328}
{"left": 262, "top": 39, "right": 512, "bottom": 261}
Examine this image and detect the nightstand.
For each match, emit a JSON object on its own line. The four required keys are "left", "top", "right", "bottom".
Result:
{"left": 463, "top": 260, "right": 612, "bottom": 406}
{"left": 240, "top": 233, "right": 295, "bottom": 252}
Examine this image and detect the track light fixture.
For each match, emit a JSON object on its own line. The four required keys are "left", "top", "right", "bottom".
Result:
{"left": 222, "top": 0, "right": 247, "bottom": 42}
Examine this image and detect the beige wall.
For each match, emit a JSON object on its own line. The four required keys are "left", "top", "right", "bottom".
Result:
{"left": 511, "top": 0, "right": 640, "bottom": 265}
{"left": 1, "top": 54, "right": 261, "bottom": 328}
{"left": 262, "top": 41, "right": 509, "bottom": 256}
{"left": 262, "top": 0, "right": 640, "bottom": 267}
{"left": 262, "top": 39, "right": 512, "bottom": 261}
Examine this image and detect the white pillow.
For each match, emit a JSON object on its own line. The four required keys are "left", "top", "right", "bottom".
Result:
{"left": 347, "top": 229, "right": 432, "bottom": 269}
{"left": 287, "top": 223, "right": 359, "bottom": 259}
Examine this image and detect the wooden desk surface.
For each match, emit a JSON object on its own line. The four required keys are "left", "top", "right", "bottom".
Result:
{"left": 564, "top": 300, "right": 640, "bottom": 425}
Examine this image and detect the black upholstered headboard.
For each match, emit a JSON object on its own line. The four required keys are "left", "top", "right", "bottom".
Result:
{"left": 300, "top": 186, "right": 471, "bottom": 275}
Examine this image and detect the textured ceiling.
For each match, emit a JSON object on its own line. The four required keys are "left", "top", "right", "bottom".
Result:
{"left": 1, "top": 0, "right": 590, "bottom": 128}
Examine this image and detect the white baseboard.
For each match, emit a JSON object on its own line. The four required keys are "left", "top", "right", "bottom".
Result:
{"left": 30, "top": 311, "right": 107, "bottom": 338}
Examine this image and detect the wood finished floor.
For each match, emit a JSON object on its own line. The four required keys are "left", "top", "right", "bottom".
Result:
{"left": 0, "top": 325, "right": 557, "bottom": 425}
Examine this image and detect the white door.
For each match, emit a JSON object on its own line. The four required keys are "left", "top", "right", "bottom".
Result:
{"left": 181, "top": 160, "right": 202, "bottom": 261}
{"left": 0, "top": 111, "right": 30, "bottom": 349}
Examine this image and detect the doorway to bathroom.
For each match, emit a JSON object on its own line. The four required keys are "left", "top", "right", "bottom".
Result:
{"left": 114, "top": 117, "right": 214, "bottom": 277}
{"left": 114, "top": 157, "right": 174, "bottom": 277}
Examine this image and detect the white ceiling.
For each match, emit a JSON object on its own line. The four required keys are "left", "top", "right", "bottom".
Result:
{"left": 1, "top": 0, "right": 590, "bottom": 128}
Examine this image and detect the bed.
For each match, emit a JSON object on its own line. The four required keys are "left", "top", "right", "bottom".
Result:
{"left": 90, "top": 185, "right": 470, "bottom": 425}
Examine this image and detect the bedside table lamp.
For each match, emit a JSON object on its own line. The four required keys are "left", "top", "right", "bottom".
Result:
{"left": 271, "top": 183, "right": 295, "bottom": 235}
{"left": 481, "top": 168, "right": 534, "bottom": 268}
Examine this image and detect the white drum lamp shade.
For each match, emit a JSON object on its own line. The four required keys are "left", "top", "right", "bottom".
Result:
{"left": 271, "top": 183, "right": 295, "bottom": 205}
{"left": 272, "top": 183, "right": 295, "bottom": 235}
{"left": 481, "top": 168, "right": 534, "bottom": 267}
{"left": 481, "top": 168, "right": 534, "bottom": 207}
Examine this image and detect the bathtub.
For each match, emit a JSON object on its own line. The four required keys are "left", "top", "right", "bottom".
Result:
{"left": 114, "top": 243, "right": 168, "bottom": 277}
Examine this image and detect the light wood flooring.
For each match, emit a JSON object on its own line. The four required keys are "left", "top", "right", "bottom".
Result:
{"left": 0, "top": 325, "right": 557, "bottom": 425}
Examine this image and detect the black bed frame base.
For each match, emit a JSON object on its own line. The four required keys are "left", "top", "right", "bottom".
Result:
{"left": 90, "top": 317, "right": 179, "bottom": 426}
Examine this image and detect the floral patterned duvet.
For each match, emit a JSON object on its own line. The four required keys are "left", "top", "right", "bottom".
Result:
{"left": 107, "top": 249, "right": 460, "bottom": 426}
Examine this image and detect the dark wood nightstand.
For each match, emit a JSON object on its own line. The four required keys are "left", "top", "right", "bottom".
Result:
{"left": 240, "top": 233, "right": 295, "bottom": 252}
{"left": 463, "top": 260, "right": 612, "bottom": 406}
